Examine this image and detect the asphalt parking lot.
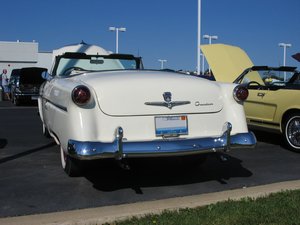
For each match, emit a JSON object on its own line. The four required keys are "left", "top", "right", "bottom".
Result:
{"left": 1, "top": 100, "right": 300, "bottom": 218}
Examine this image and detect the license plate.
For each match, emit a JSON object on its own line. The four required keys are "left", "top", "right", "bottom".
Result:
{"left": 31, "top": 96, "right": 38, "bottom": 100}
{"left": 155, "top": 115, "right": 188, "bottom": 136}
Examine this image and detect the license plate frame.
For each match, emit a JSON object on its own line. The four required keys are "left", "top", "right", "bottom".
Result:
{"left": 155, "top": 115, "right": 188, "bottom": 137}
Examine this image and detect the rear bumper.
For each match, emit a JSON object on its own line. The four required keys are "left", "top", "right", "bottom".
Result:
{"left": 67, "top": 122, "right": 256, "bottom": 160}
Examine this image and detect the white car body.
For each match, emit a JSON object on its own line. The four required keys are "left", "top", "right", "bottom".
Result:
{"left": 38, "top": 43, "right": 256, "bottom": 176}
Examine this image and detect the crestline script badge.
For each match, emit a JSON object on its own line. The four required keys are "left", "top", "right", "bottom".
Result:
{"left": 145, "top": 92, "right": 191, "bottom": 109}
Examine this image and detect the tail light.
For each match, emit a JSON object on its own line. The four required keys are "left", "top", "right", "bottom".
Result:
{"left": 72, "top": 85, "right": 91, "bottom": 106}
{"left": 233, "top": 85, "right": 249, "bottom": 102}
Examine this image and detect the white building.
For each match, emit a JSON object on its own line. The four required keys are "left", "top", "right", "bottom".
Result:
{"left": 0, "top": 41, "right": 52, "bottom": 77}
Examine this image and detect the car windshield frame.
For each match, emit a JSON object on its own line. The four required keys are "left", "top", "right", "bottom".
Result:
{"left": 52, "top": 52, "right": 143, "bottom": 76}
{"left": 234, "top": 66, "right": 299, "bottom": 87}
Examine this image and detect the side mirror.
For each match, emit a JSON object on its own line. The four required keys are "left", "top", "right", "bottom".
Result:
{"left": 41, "top": 71, "right": 53, "bottom": 81}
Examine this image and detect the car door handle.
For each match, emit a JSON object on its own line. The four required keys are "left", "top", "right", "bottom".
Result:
{"left": 257, "top": 93, "right": 265, "bottom": 97}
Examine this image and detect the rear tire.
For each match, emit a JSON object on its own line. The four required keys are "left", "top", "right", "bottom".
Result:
{"left": 283, "top": 113, "right": 300, "bottom": 152}
{"left": 60, "top": 146, "right": 82, "bottom": 177}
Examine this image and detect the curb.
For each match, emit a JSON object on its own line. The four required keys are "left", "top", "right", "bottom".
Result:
{"left": 1, "top": 180, "right": 300, "bottom": 225}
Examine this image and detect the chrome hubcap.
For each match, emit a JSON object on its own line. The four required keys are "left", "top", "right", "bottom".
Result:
{"left": 287, "top": 117, "right": 300, "bottom": 147}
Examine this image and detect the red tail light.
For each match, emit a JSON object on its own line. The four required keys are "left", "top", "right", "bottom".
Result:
{"left": 233, "top": 85, "right": 249, "bottom": 102}
{"left": 72, "top": 85, "right": 91, "bottom": 106}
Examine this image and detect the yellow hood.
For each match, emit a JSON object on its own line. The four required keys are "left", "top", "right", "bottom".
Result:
{"left": 201, "top": 44, "right": 255, "bottom": 83}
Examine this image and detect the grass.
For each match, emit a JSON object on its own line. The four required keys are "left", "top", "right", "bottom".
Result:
{"left": 105, "top": 189, "right": 300, "bottom": 225}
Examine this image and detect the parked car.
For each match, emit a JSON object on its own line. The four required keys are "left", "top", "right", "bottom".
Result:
{"left": 11, "top": 67, "right": 47, "bottom": 106}
{"left": 38, "top": 44, "right": 256, "bottom": 176}
{"left": 8, "top": 68, "right": 21, "bottom": 100}
{"left": 201, "top": 44, "right": 300, "bottom": 152}
{"left": 234, "top": 66, "right": 300, "bottom": 152}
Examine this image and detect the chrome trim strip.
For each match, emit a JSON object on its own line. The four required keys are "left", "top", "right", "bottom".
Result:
{"left": 249, "top": 119, "right": 280, "bottom": 127}
{"left": 67, "top": 122, "right": 256, "bottom": 160}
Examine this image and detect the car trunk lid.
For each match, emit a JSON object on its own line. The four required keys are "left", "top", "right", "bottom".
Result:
{"left": 78, "top": 70, "right": 224, "bottom": 116}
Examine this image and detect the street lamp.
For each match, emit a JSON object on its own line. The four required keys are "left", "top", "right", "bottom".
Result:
{"left": 203, "top": 34, "right": 218, "bottom": 45}
{"left": 109, "top": 26, "right": 126, "bottom": 53}
{"left": 158, "top": 59, "right": 167, "bottom": 69}
{"left": 203, "top": 34, "right": 218, "bottom": 72}
{"left": 278, "top": 42, "right": 292, "bottom": 81}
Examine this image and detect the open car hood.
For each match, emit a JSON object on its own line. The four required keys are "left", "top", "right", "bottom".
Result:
{"left": 201, "top": 44, "right": 255, "bottom": 83}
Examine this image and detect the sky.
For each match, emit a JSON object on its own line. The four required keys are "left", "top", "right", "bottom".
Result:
{"left": 0, "top": 0, "right": 299, "bottom": 71}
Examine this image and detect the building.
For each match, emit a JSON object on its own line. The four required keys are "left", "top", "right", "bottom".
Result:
{"left": 0, "top": 41, "right": 52, "bottom": 77}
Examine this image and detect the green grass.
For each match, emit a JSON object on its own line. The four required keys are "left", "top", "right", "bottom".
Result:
{"left": 106, "top": 189, "right": 300, "bottom": 225}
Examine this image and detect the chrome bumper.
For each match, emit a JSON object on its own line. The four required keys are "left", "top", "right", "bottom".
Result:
{"left": 67, "top": 122, "right": 256, "bottom": 160}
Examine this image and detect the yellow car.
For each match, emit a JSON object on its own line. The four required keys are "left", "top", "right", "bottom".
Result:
{"left": 202, "top": 44, "right": 300, "bottom": 152}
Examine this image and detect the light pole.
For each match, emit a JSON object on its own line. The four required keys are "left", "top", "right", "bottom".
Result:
{"left": 109, "top": 26, "right": 126, "bottom": 53}
{"left": 158, "top": 59, "right": 167, "bottom": 69}
{"left": 203, "top": 34, "right": 218, "bottom": 73}
{"left": 200, "top": 53, "right": 205, "bottom": 74}
{"left": 197, "top": 0, "right": 202, "bottom": 75}
{"left": 278, "top": 42, "right": 292, "bottom": 81}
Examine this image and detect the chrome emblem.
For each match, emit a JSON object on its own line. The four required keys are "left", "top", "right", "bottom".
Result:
{"left": 163, "top": 92, "right": 172, "bottom": 102}
{"left": 145, "top": 92, "right": 191, "bottom": 109}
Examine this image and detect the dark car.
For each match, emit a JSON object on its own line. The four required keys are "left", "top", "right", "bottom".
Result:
{"left": 10, "top": 67, "right": 47, "bottom": 105}
{"left": 9, "top": 68, "right": 20, "bottom": 89}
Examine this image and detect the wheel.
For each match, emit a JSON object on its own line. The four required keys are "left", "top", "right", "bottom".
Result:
{"left": 60, "top": 146, "right": 81, "bottom": 177}
{"left": 283, "top": 113, "right": 300, "bottom": 152}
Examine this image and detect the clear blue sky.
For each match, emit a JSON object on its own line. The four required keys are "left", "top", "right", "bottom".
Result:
{"left": 0, "top": 0, "right": 299, "bottom": 70}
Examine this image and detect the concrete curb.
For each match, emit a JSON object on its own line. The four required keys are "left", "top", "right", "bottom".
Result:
{"left": 1, "top": 180, "right": 300, "bottom": 225}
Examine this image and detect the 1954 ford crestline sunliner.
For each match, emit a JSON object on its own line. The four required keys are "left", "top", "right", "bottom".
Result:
{"left": 38, "top": 43, "right": 256, "bottom": 176}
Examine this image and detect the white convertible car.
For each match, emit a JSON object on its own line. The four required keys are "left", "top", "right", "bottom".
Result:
{"left": 38, "top": 43, "right": 256, "bottom": 176}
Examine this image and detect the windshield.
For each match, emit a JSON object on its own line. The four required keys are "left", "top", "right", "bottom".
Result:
{"left": 238, "top": 67, "right": 299, "bottom": 88}
{"left": 53, "top": 53, "right": 141, "bottom": 76}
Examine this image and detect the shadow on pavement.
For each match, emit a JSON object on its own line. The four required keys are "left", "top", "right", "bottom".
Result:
{"left": 84, "top": 153, "right": 252, "bottom": 193}
{"left": 0, "top": 142, "right": 56, "bottom": 164}
{"left": 0, "top": 100, "right": 37, "bottom": 107}
{"left": 251, "top": 129, "right": 284, "bottom": 148}
{"left": 0, "top": 139, "right": 7, "bottom": 148}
